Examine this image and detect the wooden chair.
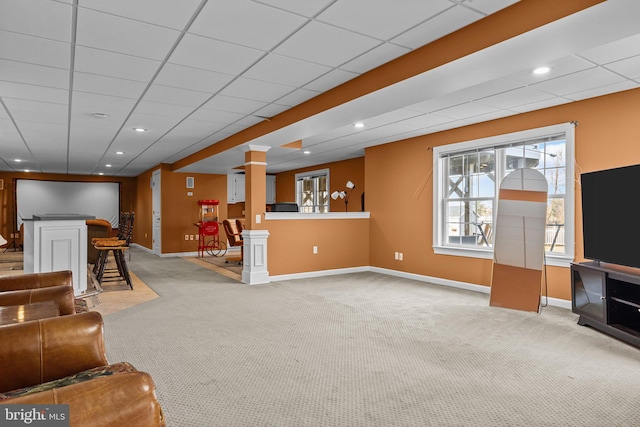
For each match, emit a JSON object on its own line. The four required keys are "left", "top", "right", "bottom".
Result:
{"left": 86, "top": 219, "right": 113, "bottom": 264}
{"left": 222, "top": 219, "right": 243, "bottom": 264}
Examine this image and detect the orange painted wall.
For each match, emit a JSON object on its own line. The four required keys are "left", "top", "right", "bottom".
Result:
{"left": 0, "top": 172, "right": 135, "bottom": 245}
{"left": 275, "top": 157, "right": 365, "bottom": 212}
{"left": 267, "top": 218, "right": 369, "bottom": 276}
{"left": 366, "top": 87, "right": 640, "bottom": 301}
{"left": 134, "top": 166, "right": 228, "bottom": 253}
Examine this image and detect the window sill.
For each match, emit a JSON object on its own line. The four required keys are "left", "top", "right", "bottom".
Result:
{"left": 433, "top": 245, "right": 573, "bottom": 268}
{"left": 265, "top": 212, "right": 370, "bottom": 220}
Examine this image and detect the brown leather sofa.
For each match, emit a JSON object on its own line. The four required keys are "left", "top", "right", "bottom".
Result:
{"left": 0, "top": 311, "right": 165, "bottom": 426}
{"left": 0, "top": 271, "right": 76, "bottom": 316}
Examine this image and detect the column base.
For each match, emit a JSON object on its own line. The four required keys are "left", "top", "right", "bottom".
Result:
{"left": 241, "top": 229, "right": 269, "bottom": 285}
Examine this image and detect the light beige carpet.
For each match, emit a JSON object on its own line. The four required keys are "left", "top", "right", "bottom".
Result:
{"left": 105, "top": 248, "right": 640, "bottom": 427}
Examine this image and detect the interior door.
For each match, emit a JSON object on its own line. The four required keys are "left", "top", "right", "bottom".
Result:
{"left": 152, "top": 169, "right": 161, "bottom": 255}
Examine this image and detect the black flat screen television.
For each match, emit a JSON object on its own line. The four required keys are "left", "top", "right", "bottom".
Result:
{"left": 581, "top": 164, "right": 640, "bottom": 268}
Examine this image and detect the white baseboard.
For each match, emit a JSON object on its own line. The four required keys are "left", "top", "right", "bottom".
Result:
{"left": 135, "top": 246, "right": 572, "bottom": 310}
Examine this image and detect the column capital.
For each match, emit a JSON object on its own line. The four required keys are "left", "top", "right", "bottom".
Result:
{"left": 241, "top": 144, "right": 271, "bottom": 153}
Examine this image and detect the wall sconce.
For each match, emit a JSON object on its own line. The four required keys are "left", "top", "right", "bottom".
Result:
{"left": 331, "top": 180, "right": 356, "bottom": 211}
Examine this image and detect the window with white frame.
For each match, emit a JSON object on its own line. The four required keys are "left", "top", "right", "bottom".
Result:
{"left": 295, "top": 169, "right": 330, "bottom": 213}
{"left": 432, "top": 123, "right": 575, "bottom": 266}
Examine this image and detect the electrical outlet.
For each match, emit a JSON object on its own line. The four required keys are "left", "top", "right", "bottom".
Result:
{"left": 398, "top": 252, "right": 404, "bottom": 261}
{"left": 195, "top": 234, "right": 199, "bottom": 240}
{"left": 184, "top": 235, "right": 189, "bottom": 240}
{"left": 190, "top": 235, "right": 194, "bottom": 240}
{"left": 394, "top": 252, "right": 399, "bottom": 260}
{"left": 313, "top": 246, "right": 318, "bottom": 254}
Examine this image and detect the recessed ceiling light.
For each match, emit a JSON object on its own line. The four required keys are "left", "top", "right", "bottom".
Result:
{"left": 14, "top": 159, "right": 21, "bottom": 162}
{"left": 354, "top": 122, "right": 365, "bottom": 128}
{"left": 533, "top": 66, "right": 550, "bottom": 75}
{"left": 116, "top": 151, "right": 124, "bottom": 155}
{"left": 303, "top": 150, "right": 311, "bottom": 155}
{"left": 106, "top": 164, "right": 112, "bottom": 168}
{"left": 133, "top": 127, "right": 147, "bottom": 132}
{"left": 92, "top": 113, "right": 109, "bottom": 119}
{"left": 98, "top": 172, "right": 104, "bottom": 176}
{"left": 24, "top": 169, "right": 30, "bottom": 172}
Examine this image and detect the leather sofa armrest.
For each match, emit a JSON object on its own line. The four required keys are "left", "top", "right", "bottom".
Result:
{"left": 3, "top": 372, "right": 166, "bottom": 427}
{"left": 0, "top": 312, "right": 108, "bottom": 393}
{"left": 0, "top": 284, "right": 76, "bottom": 315}
{"left": 0, "top": 271, "right": 73, "bottom": 291}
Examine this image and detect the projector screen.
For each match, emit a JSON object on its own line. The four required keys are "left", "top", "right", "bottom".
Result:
{"left": 16, "top": 179, "right": 120, "bottom": 229}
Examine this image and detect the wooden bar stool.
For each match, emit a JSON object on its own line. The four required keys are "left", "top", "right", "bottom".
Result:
{"left": 93, "top": 240, "right": 133, "bottom": 290}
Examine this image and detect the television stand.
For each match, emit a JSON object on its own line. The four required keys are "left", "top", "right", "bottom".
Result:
{"left": 571, "top": 262, "right": 640, "bottom": 349}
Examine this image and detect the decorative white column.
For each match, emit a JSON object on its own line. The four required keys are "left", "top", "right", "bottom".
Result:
{"left": 241, "top": 145, "right": 271, "bottom": 285}
{"left": 241, "top": 229, "right": 270, "bottom": 285}
{"left": 23, "top": 214, "right": 92, "bottom": 296}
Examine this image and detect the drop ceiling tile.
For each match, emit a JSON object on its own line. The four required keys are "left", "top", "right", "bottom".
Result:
{"left": 361, "top": 108, "right": 425, "bottom": 128}
{"left": 123, "top": 115, "right": 174, "bottom": 137}
{"left": 143, "top": 84, "right": 212, "bottom": 108}
{"left": 201, "top": 95, "right": 267, "bottom": 115}
{"left": 450, "top": 78, "right": 523, "bottom": 102}
{"left": 509, "top": 97, "right": 572, "bottom": 114}
{"left": 133, "top": 100, "right": 195, "bottom": 118}
{"left": 460, "top": 109, "right": 518, "bottom": 125}
{"left": 339, "top": 43, "right": 410, "bottom": 74}
{"left": 532, "top": 67, "right": 627, "bottom": 97}
{"left": 391, "top": 4, "right": 482, "bottom": 49}
{"left": 405, "top": 92, "right": 471, "bottom": 114}
{"left": 0, "top": 31, "right": 70, "bottom": 68}
{"left": 431, "top": 101, "right": 499, "bottom": 120}
{"left": 0, "top": 60, "right": 69, "bottom": 89}
{"left": 254, "top": 0, "right": 335, "bottom": 17}
{"left": 274, "top": 88, "right": 320, "bottom": 107}
{"left": 0, "top": 81, "right": 68, "bottom": 104}
{"left": 168, "top": 33, "right": 264, "bottom": 75}
{"left": 579, "top": 33, "right": 640, "bottom": 65}
{"left": 604, "top": 55, "right": 640, "bottom": 80}
{"left": 504, "top": 55, "right": 595, "bottom": 85}
{"left": 243, "top": 54, "right": 332, "bottom": 87}
{"left": 273, "top": 21, "right": 381, "bottom": 67}
{"left": 4, "top": 99, "right": 68, "bottom": 124}
{"left": 20, "top": 123, "right": 67, "bottom": 141}
{"left": 463, "top": 0, "right": 520, "bottom": 15}
{"left": 79, "top": 0, "right": 202, "bottom": 30}
{"left": 188, "top": 108, "right": 244, "bottom": 124}
{"left": 73, "top": 72, "right": 147, "bottom": 99}
{"left": 304, "top": 69, "right": 359, "bottom": 92}
{"left": 164, "top": 119, "right": 227, "bottom": 140}
{"left": 563, "top": 80, "right": 639, "bottom": 101}
{"left": 0, "top": 0, "right": 72, "bottom": 42}
{"left": 76, "top": 8, "right": 180, "bottom": 61}
{"left": 74, "top": 46, "right": 161, "bottom": 82}
{"left": 476, "top": 87, "right": 556, "bottom": 109}
{"left": 392, "top": 112, "right": 457, "bottom": 131}
{"left": 219, "top": 77, "right": 295, "bottom": 103}
{"left": 72, "top": 92, "right": 137, "bottom": 114}
{"left": 154, "top": 63, "right": 235, "bottom": 93}
{"left": 318, "top": 0, "right": 452, "bottom": 40}
{"left": 190, "top": 0, "right": 306, "bottom": 51}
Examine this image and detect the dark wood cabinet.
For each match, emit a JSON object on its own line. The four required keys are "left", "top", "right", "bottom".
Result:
{"left": 571, "top": 262, "right": 640, "bottom": 348}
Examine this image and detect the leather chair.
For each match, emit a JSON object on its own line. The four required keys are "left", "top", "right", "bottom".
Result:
{"left": 222, "top": 219, "right": 243, "bottom": 264}
{"left": 0, "top": 271, "right": 76, "bottom": 316}
{"left": 0, "top": 311, "right": 165, "bottom": 426}
{"left": 87, "top": 219, "right": 113, "bottom": 265}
